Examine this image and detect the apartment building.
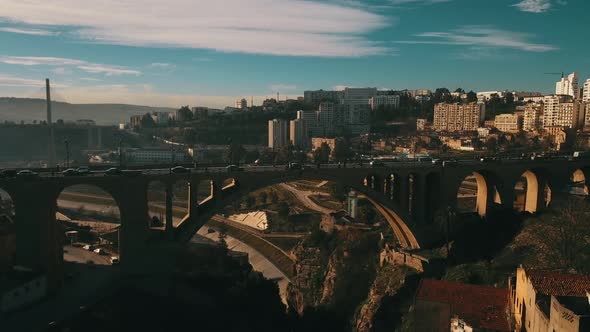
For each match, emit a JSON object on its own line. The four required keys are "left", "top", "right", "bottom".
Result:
{"left": 543, "top": 95, "right": 584, "bottom": 129}
{"left": 494, "top": 113, "right": 523, "bottom": 133}
{"left": 433, "top": 102, "right": 485, "bottom": 132}
{"left": 523, "top": 103, "right": 544, "bottom": 131}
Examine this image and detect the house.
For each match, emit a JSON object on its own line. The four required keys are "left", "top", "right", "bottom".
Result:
{"left": 414, "top": 279, "right": 511, "bottom": 331}
{"left": 511, "top": 266, "right": 590, "bottom": 331}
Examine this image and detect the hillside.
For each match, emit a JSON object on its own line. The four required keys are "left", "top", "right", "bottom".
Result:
{"left": 0, "top": 97, "right": 176, "bottom": 125}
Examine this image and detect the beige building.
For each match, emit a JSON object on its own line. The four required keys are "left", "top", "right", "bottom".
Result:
{"left": 512, "top": 266, "right": 590, "bottom": 332}
{"left": 289, "top": 115, "right": 308, "bottom": 148}
{"left": 268, "top": 119, "right": 288, "bottom": 149}
{"left": 433, "top": 102, "right": 485, "bottom": 132}
{"left": 584, "top": 103, "right": 590, "bottom": 128}
{"left": 311, "top": 137, "right": 339, "bottom": 152}
{"left": 416, "top": 118, "right": 427, "bottom": 131}
{"left": 543, "top": 95, "right": 584, "bottom": 129}
{"left": 494, "top": 113, "right": 523, "bottom": 133}
{"left": 523, "top": 103, "right": 544, "bottom": 131}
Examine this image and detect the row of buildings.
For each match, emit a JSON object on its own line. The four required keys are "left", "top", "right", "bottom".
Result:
{"left": 413, "top": 266, "right": 590, "bottom": 331}
{"left": 303, "top": 87, "right": 400, "bottom": 110}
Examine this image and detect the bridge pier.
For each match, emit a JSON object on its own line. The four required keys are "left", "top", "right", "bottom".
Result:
{"left": 165, "top": 184, "right": 174, "bottom": 237}
{"left": 117, "top": 183, "right": 151, "bottom": 272}
{"left": 399, "top": 176, "right": 409, "bottom": 213}
{"left": 413, "top": 175, "right": 426, "bottom": 224}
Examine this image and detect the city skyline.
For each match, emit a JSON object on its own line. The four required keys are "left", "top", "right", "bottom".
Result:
{"left": 0, "top": 0, "right": 588, "bottom": 108}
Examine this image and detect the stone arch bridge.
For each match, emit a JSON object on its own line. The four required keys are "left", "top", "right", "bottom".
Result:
{"left": 0, "top": 159, "right": 588, "bottom": 287}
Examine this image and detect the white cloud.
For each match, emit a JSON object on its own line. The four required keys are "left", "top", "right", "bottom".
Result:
{"left": 269, "top": 84, "right": 297, "bottom": 92}
{"left": 149, "top": 62, "right": 175, "bottom": 69}
{"left": 0, "top": 0, "right": 390, "bottom": 57}
{"left": 396, "top": 26, "right": 556, "bottom": 52}
{"left": 0, "top": 74, "right": 67, "bottom": 88}
{"left": 513, "top": 0, "right": 551, "bottom": 13}
{"left": 0, "top": 55, "right": 141, "bottom": 76}
{"left": 0, "top": 27, "right": 57, "bottom": 36}
{"left": 390, "top": 0, "right": 451, "bottom": 4}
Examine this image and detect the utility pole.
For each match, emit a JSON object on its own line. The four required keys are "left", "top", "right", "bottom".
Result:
{"left": 46, "top": 78, "right": 56, "bottom": 168}
{"left": 118, "top": 139, "right": 123, "bottom": 168}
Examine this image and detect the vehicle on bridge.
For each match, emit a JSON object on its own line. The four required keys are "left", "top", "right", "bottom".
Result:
{"left": 17, "top": 170, "right": 38, "bottom": 179}
{"left": 0, "top": 169, "right": 17, "bottom": 178}
{"left": 62, "top": 168, "right": 80, "bottom": 177}
{"left": 286, "top": 162, "right": 302, "bottom": 171}
{"left": 226, "top": 164, "right": 244, "bottom": 173}
{"left": 370, "top": 160, "right": 385, "bottom": 168}
{"left": 77, "top": 166, "right": 90, "bottom": 175}
{"left": 171, "top": 166, "right": 190, "bottom": 174}
{"left": 105, "top": 168, "right": 123, "bottom": 176}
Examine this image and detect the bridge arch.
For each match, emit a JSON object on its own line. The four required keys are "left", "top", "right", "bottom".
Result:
{"left": 570, "top": 168, "right": 589, "bottom": 196}
{"left": 364, "top": 173, "right": 382, "bottom": 193}
{"left": 454, "top": 170, "right": 502, "bottom": 217}
{"left": 513, "top": 169, "right": 552, "bottom": 214}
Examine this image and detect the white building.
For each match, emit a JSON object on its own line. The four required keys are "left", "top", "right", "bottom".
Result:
{"left": 268, "top": 119, "right": 288, "bottom": 149}
{"left": 543, "top": 95, "right": 584, "bottom": 129}
{"left": 523, "top": 103, "right": 544, "bottom": 131}
{"left": 477, "top": 91, "right": 505, "bottom": 102}
{"left": 289, "top": 114, "right": 308, "bottom": 148}
{"left": 583, "top": 79, "right": 590, "bottom": 103}
{"left": 477, "top": 127, "right": 491, "bottom": 138}
{"left": 235, "top": 98, "right": 248, "bottom": 109}
{"left": 555, "top": 72, "right": 579, "bottom": 98}
{"left": 369, "top": 95, "right": 400, "bottom": 110}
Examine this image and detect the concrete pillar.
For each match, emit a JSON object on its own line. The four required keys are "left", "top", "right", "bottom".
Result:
{"left": 165, "top": 184, "right": 174, "bottom": 236}
{"left": 187, "top": 181, "right": 198, "bottom": 221}
{"left": 117, "top": 182, "right": 150, "bottom": 271}
{"left": 399, "top": 175, "right": 410, "bottom": 214}
{"left": 413, "top": 174, "right": 426, "bottom": 224}
{"left": 96, "top": 127, "right": 102, "bottom": 149}
{"left": 87, "top": 127, "right": 93, "bottom": 149}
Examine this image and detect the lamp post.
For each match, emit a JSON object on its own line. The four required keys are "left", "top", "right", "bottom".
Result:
{"left": 118, "top": 139, "right": 123, "bottom": 168}
{"left": 445, "top": 205, "right": 455, "bottom": 262}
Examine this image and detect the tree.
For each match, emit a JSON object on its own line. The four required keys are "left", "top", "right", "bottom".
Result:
{"left": 245, "top": 195, "right": 256, "bottom": 209}
{"left": 466, "top": 91, "right": 478, "bottom": 103}
{"left": 332, "top": 139, "right": 351, "bottom": 162}
{"left": 177, "top": 106, "right": 193, "bottom": 122}
{"left": 486, "top": 137, "right": 498, "bottom": 152}
{"left": 224, "top": 143, "right": 246, "bottom": 164}
{"left": 258, "top": 191, "right": 268, "bottom": 205}
{"left": 313, "top": 142, "right": 331, "bottom": 163}
{"left": 140, "top": 113, "right": 156, "bottom": 128}
{"left": 278, "top": 202, "right": 289, "bottom": 219}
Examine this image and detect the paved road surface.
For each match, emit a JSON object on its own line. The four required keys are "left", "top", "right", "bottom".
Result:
{"left": 278, "top": 183, "right": 336, "bottom": 215}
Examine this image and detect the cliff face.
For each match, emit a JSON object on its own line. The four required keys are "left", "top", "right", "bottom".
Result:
{"left": 286, "top": 244, "right": 325, "bottom": 314}
{"left": 353, "top": 265, "right": 408, "bottom": 332}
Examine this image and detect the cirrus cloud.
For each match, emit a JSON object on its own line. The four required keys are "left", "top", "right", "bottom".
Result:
{"left": 0, "top": 0, "right": 391, "bottom": 57}
{"left": 0, "top": 55, "right": 141, "bottom": 76}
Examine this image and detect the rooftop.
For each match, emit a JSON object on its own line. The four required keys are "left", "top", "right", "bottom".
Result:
{"left": 527, "top": 269, "right": 590, "bottom": 297}
{"left": 416, "top": 279, "right": 511, "bottom": 331}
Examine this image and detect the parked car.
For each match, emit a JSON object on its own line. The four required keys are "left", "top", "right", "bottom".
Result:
{"left": 442, "top": 160, "right": 458, "bottom": 167}
{"left": 431, "top": 159, "right": 443, "bottom": 166}
{"left": 17, "top": 170, "right": 39, "bottom": 178}
{"left": 77, "top": 166, "right": 90, "bottom": 174}
{"left": 480, "top": 157, "right": 497, "bottom": 163}
{"left": 93, "top": 248, "right": 106, "bottom": 255}
{"left": 286, "top": 162, "right": 302, "bottom": 170}
{"left": 82, "top": 244, "right": 93, "bottom": 251}
{"left": 171, "top": 166, "right": 190, "bottom": 174}
{"left": 110, "top": 256, "right": 120, "bottom": 265}
{"left": 62, "top": 168, "right": 79, "bottom": 176}
{"left": 104, "top": 167, "right": 123, "bottom": 176}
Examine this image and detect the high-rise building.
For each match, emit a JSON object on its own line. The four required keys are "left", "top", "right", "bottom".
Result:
{"left": 433, "top": 102, "right": 485, "bottom": 132}
{"left": 235, "top": 98, "right": 248, "bottom": 109}
{"left": 268, "top": 119, "right": 288, "bottom": 149}
{"left": 303, "top": 90, "right": 342, "bottom": 104}
{"left": 289, "top": 116, "right": 308, "bottom": 148}
{"left": 583, "top": 78, "right": 590, "bottom": 103}
{"left": 130, "top": 115, "right": 142, "bottom": 128}
{"left": 341, "top": 87, "right": 377, "bottom": 105}
{"left": 523, "top": 103, "right": 544, "bottom": 131}
{"left": 494, "top": 113, "right": 523, "bottom": 133}
{"left": 555, "top": 72, "right": 579, "bottom": 98}
{"left": 369, "top": 95, "right": 400, "bottom": 110}
{"left": 543, "top": 95, "right": 583, "bottom": 129}
{"left": 584, "top": 103, "right": 590, "bottom": 128}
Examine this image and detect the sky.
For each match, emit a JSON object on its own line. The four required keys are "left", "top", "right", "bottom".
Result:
{"left": 0, "top": 0, "right": 588, "bottom": 108}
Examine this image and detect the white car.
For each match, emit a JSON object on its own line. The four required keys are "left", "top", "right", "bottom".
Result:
{"left": 82, "top": 244, "right": 93, "bottom": 251}
{"left": 93, "top": 248, "right": 105, "bottom": 255}
{"left": 110, "top": 256, "right": 119, "bottom": 265}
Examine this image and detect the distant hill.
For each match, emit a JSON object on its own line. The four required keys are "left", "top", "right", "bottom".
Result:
{"left": 0, "top": 97, "right": 176, "bottom": 125}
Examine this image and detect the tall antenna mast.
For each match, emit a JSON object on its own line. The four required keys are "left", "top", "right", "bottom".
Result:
{"left": 277, "top": 92, "right": 279, "bottom": 101}
{"left": 46, "top": 78, "right": 56, "bottom": 168}
{"left": 251, "top": 96, "right": 253, "bottom": 108}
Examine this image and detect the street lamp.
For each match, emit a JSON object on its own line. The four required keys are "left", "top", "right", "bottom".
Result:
{"left": 118, "top": 139, "right": 123, "bottom": 168}
{"left": 445, "top": 205, "right": 456, "bottom": 261}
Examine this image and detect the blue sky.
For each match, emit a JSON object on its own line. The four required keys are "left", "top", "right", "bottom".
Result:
{"left": 0, "top": 0, "right": 588, "bottom": 108}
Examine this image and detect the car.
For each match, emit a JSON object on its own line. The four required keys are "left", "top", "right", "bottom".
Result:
{"left": 110, "top": 256, "right": 120, "bottom": 265}
{"left": 171, "top": 166, "right": 190, "bottom": 174}
{"left": 369, "top": 160, "right": 385, "bottom": 168}
{"left": 62, "top": 168, "right": 79, "bottom": 176}
{"left": 207, "top": 228, "right": 216, "bottom": 234}
{"left": 104, "top": 167, "right": 123, "bottom": 176}
{"left": 442, "top": 160, "right": 458, "bottom": 167}
{"left": 93, "top": 248, "right": 106, "bottom": 255}
{"left": 287, "top": 163, "right": 302, "bottom": 170}
{"left": 431, "top": 159, "right": 443, "bottom": 166}
{"left": 417, "top": 157, "right": 433, "bottom": 163}
{"left": 77, "top": 166, "right": 90, "bottom": 174}
{"left": 122, "top": 169, "right": 142, "bottom": 177}
{"left": 0, "top": 169, "right": 17, "bottom": 178}
{"left": 480, "top": 157, "right": 497, "bottom": 163}
{"left": 17, "top": 170, "right": 39, "bottom": 178}
{"left": 82, "top": 244, "right": 93, "bottom": 251}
